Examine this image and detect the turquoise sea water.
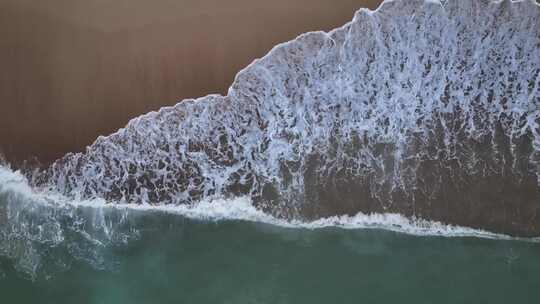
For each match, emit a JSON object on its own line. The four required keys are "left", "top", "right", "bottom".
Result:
{"left": 1, "top": 208, "right": 540, "bottom": 304}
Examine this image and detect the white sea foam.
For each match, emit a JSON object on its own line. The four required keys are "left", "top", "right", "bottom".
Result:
{"left": 36, "top": 0, "right": 540, "bottom": 236}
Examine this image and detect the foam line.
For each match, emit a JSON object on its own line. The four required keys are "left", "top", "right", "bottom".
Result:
{"left": 1, "top": 165, "right": 536, "bottom": 241}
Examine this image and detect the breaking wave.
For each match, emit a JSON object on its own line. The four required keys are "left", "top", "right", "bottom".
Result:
{"left": 2, "top": 166, "right": 510, "bottom": 235}
{"left": 33, "top": 0, "right": 540, "bottom": 236}
{"left": 6, "top": 0, "right": 540, "bottom": 244}
{"left": 3, "top": 163, "right": 537, "bottom": 279}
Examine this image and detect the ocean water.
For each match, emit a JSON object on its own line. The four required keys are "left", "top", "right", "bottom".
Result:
{"left": 1, "top": 209, "right": 540, "bottom": 304}
{"left": 0, "top": 169, "right": 539, "bottom": 304}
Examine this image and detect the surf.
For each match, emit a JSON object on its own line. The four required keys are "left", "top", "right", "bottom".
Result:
{"left": 15, "top": 0, "right": 537, "bottom": 237}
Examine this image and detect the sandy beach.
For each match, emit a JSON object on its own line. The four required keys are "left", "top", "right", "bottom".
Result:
{"left": 0, "top": 0, "right": 380, "bottom": 165}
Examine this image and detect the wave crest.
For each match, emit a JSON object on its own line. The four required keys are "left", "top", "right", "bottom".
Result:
{"left": 2, "top": 165, "right": 533, "bottom": 279}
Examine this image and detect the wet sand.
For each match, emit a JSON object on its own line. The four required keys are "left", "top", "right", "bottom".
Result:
{"left": 0, "top": 0, "right": 380, "bottom": 165}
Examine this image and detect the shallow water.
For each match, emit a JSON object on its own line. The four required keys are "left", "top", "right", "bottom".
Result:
{"left": 2, "top": 208, "right": 540, "bottom": 304}
{"left": 1, "top": 165, "right": 540, "bottom": 303}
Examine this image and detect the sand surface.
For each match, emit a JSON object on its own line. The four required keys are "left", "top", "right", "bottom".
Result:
{"left": 0, "top": 0, "right": 380, "bottom": 165}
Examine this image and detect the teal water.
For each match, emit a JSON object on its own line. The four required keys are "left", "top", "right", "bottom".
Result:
{"left": 1, "top": 210, "right": 540, "bottom": 304}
